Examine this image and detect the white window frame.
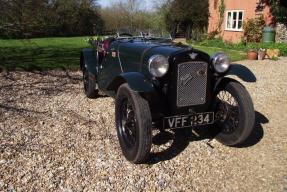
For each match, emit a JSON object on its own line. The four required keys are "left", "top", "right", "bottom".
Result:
{"left": 225, "top": 10, "right": 245, "bottom": 31}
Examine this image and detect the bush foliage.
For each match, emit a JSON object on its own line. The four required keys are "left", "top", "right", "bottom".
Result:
{"left": 243, "top": 16, "right": 265, "bottom": 43}
{"left": 194, "top": 39, "right": 287, "bottom": 56}
{"left": 0, "top": 0, "right": 104, "bottom": 38}
{"left": 164, "top": 0, "right": 209, "bottom": 40}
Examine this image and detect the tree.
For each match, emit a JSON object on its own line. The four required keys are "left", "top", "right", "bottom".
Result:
{"left": 267, "top": 0, "right": 287, "bottom": 24}
{"left": 100, "top": 0, "right": 153, "bottom": 34}
{"left": 163, "top": 0, "right": 209, "bottom": 40}
{"left": 0, "top": 0, "right": 104, "bottom": 38}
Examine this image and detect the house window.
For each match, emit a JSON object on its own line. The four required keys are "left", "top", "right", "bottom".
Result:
{"left": 226, "top": 10, "right": 244, "bottom": 31}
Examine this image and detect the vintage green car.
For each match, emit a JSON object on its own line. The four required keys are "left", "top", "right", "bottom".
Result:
{"left": 80, "top": 33, "right": 255, "bottom": 164}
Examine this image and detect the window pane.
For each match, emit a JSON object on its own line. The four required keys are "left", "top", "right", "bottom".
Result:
{"left": 233, "top": 12, "right": 237, "bottom": 21}
{"left": 238, "top": 12, "right": 243, "bottom": 20}
{"left": 238, "top": 21, "right": 243, "bottom": 29}
{"left": 227, "top": 12, "right": 232, "bottom": 28}
{"left": 233, "top": 21, "right": 237, "bottom": 29}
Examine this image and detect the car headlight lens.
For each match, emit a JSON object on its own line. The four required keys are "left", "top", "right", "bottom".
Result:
{"left": 212, "top": 52, "right": 230, "bottom": 73}
{"left": 148, "top": 55, "right": 169, "bottom": 77}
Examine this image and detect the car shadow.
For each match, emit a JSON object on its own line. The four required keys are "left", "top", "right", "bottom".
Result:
{"left": 147, "top": 111, "right": 268, "bottom": 164}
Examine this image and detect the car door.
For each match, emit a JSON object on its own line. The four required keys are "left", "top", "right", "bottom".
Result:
{"left": 97, "top": 41, "right": 122, "bottom": 92}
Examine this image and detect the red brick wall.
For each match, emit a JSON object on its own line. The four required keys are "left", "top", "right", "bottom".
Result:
{"left": 208, "top": 0, "right": 273, "bottom": 43}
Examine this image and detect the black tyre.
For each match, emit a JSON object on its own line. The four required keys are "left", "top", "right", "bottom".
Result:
{"left": 83, "top": 67, "right": 98, "bottom": 98}
{"left": 115, "top": 83, "right": 152, "bottom": 164}
{"left": 214, "top": 81, "right": 255, "bottom": 146}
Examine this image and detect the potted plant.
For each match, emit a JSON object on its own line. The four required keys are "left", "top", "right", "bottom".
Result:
{"left": 246, "top": 43, "right": 259, "bottom": 60}
{"left": 258, "top": 48, "right": 266, "bottom": 60}
{"left": 247, "top": 49, "right": 258, "bottom": 60}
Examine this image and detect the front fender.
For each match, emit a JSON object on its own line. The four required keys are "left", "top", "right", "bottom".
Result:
{"left": 107, "top": 72, "right": 154, "bottom": 93}
{"left": 213, "top": 64, "right": 256, "bottom": 95}
{"left": 213, "top": 64, "right": 257, "bottom": 94}
{"left": 225, "top": 64, "right": 256, "bottom": 82}
{"left": 80, "top": 48, "right": 97, "bottom": 75}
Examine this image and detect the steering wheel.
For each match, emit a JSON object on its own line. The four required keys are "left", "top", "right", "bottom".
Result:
{"left": 119, "top": 33, "right": 133, "bottom": 37}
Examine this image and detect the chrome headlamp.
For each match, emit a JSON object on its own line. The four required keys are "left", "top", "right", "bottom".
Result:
{"left": 148, "top": 55, "right": 169, "bottom": 77}
{"left": 211, "top": 52, "right": 230, "bottom": 73}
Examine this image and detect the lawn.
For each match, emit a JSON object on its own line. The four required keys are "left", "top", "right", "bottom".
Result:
{"left": 0, "top": 37, "right": 246, "bottom": 71}
{"left": 0, "top": 37, "right": 88, "bottom": 71}
{"left": 193, "top": 39, "right": 287, "bottom": 57}
{"left": 192, "top": 45, "right": 246, "bottom": 61}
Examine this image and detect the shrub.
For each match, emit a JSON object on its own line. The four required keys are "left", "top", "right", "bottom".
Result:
{"left": 243, "top": 16, "right": 265, "bottom": 43}
{"left": 193, "top": 39, "right": 287, "bottom": 56}
{"left": 252, "top": 42, "right": 287, "bottom": 56}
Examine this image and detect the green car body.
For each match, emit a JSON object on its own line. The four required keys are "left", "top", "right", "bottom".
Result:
{"left": 81, "top": 39, "right": 193, "bottom": 95}
{"left": 80, "top": 37, "right": 254, "bottom": 117}
{"left": 80, "top": 35, "right": 256, "bottom": 163}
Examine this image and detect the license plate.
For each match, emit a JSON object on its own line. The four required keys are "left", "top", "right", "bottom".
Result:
{"left": 163, "top": 112, "right": 214, "bottom": 129}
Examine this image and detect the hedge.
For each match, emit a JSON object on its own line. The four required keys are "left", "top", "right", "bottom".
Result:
{"left": 193, "top": 39, "right": 287, "bottom": 56}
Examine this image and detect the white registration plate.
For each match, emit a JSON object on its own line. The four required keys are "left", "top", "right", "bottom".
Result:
{"left": 163, "top": 112, "right": 214, "bottom": 129}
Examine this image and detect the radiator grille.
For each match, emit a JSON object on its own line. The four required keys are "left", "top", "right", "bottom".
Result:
{"left": 177, "top": 62, "right": 208, "bottom": 107}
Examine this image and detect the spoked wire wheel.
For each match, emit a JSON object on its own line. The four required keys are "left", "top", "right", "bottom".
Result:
{"left": 119, "top": 98, "right": 137, "bottom": 149}
{"left": 213, "top": 81, "right": 255, "bottom": 146}
{"left": 215, "top": 90, "right": 240, "bottom": 134}
{"left": 115, "top": 83, "right": 152, "bottom": 164}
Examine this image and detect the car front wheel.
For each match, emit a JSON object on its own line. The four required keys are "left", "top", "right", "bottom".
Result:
{"left": 115, "top": 83, "right": 152, "bottom": 164}
{"left": 214, "top": 80, "right": 255, "bottom": 146}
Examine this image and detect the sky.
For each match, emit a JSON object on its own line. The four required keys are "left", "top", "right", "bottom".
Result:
{"left": 98, "top": 0, "right": 110, "bottom": 7}
{"left": 97, "top": 0, "right": 156, "bottom": 10}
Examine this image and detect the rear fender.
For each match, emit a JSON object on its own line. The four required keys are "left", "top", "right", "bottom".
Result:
{"left": 80, "top": 48, "right": 97, "bottom": 75}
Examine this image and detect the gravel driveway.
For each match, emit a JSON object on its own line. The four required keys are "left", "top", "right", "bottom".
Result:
{"left": 1, "top": 58, "right": 287, "bottom": 191}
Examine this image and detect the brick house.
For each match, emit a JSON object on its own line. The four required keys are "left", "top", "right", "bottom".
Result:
{"left": 208, "top": 0, "right": 273, "bottom": 42}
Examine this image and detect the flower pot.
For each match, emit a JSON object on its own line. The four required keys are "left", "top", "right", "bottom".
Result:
{"left": 247, "top": 50, "right": 258, "bottom": 60}
{"left": 258, "top": 49, "right": 266, "bottom": 60}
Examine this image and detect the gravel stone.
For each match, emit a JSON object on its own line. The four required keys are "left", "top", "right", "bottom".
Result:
{"left": 0, "top": 58, "right": 287, "bottom": 191}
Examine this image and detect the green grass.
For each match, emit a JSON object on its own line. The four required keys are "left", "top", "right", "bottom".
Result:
{"left": 192, "top": 45, "right": 246, "bottom": 61}
{"left": 0, "top": 37, "right": 89, "bottom": 71}
{"left": 193, "top": 38, "right": 287, "bottom": 56}
{"left": 0, "top": 36, "right": 248, "bottom": 71}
